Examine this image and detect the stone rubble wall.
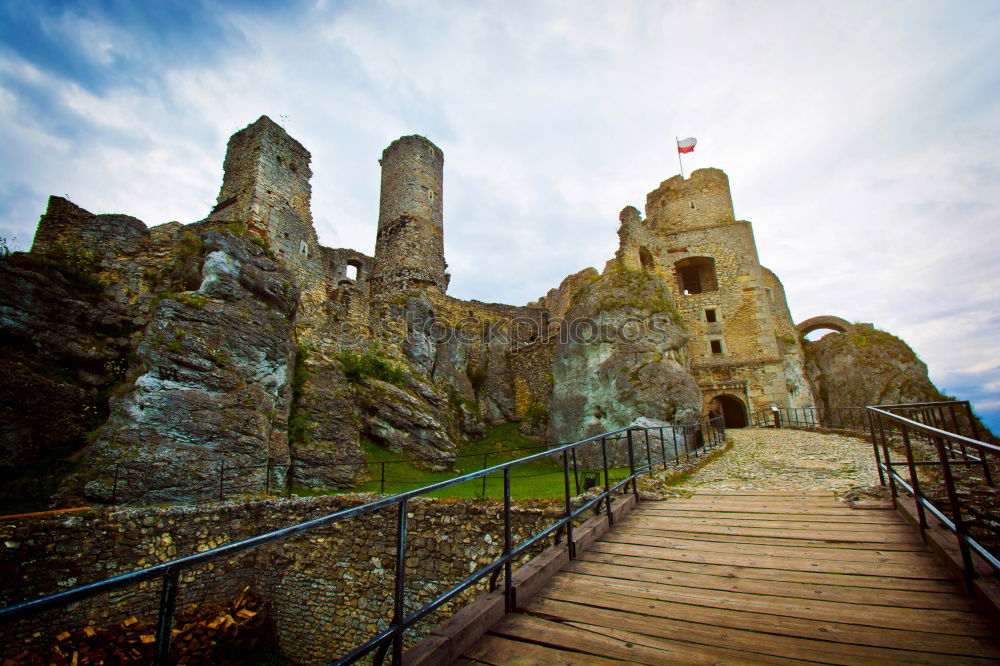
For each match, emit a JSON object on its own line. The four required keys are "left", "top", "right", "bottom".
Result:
{"left": 0, "top": 496, "right": 561, "bottom": 664}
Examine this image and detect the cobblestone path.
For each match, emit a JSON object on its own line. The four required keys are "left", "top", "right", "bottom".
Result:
{"left": 656, "top": 427, "right": 882, "bottom": 494}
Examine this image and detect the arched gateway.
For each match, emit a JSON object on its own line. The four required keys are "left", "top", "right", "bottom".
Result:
{"left": 710, "top": 394, "right": 748, "bottom": 428}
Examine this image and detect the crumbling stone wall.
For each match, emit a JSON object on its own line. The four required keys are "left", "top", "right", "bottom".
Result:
{"left": 205, "top": 116, "right": 329, "bottom": 341}
{"left": 0, "top": 496, "right": 560, "bottom": 664}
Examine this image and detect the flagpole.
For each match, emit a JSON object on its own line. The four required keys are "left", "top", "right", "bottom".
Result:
{"left": 676, "top": 136, "right": 684, "bottom": 179}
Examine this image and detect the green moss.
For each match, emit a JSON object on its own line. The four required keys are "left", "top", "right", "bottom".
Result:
{"left": 157, "top": 291, "right": 210, "bottom": 309}
{"left": 338, "top": 350, "right": 406, "bottom": 387}
{"left": 522, "top": 401, "right": 549, "bottom": 430}
{"left": 288, "top": 344, "right": 314, "bottom": 444}
{"left": 249, "top": 234, "right": 277, "bottom": 260}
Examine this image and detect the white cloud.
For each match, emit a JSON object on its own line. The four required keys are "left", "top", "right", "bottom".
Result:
{"left": 2, "top": 0, "right": 999, "bottom": 427}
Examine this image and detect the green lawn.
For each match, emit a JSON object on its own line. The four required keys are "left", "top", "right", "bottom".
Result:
{"left": 294, "top": 423, "right": 635, "bottom": 500}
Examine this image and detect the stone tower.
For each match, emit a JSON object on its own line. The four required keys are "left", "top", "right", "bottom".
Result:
{"left": 611, "top": 167, "right": 814, "bottom": 425}
{"left": 370, "top": 135, "right": 447, "bottom": 299}
{"left": 206, "top": 115, "right": 321, "bottom": 275}
{"left": 205, "top": 116, "right": 327, "bottom": 335}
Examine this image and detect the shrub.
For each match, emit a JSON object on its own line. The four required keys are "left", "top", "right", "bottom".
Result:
{"left": 338, "top": 350, "right": 406, "bottom": 387}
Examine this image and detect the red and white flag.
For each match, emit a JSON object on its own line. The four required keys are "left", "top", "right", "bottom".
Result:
{"left": 677, "top": 137, "right": 697, "bottom": 154}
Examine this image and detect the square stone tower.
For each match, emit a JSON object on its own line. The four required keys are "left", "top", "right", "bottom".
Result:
{"left": 206, "top": 116, "right": 322, "bottom": 276}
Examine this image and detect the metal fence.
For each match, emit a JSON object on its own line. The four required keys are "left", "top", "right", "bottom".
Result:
{"left": 865, "top": 401, "right": 998, "bottom": 594}
{"left": 0, "top": 417, "right": 725, "bottom": 665}
{"left": 102, "top": 422, "right": 721, "bottom": 504}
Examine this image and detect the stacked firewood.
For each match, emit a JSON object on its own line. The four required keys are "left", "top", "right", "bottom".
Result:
{"left": 3, "top": 586, "right": 278, "bottom": 665}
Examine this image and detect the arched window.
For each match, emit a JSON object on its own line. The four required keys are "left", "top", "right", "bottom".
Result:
{"left": 674, "top": 257, "right": 718, "bottom": 294}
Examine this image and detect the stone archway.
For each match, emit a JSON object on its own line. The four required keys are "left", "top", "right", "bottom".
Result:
{"left": 710, "top": 394, "right": 748, "bottom": 428}
{"left": 795, "top": 315, "right": 853, "bottom": 337}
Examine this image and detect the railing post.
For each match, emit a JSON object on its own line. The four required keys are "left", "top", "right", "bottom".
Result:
{"left": 601, "top": 437, "right": 613, "bottom": 526}
{"left": 866, "top": 410, "right": 885, "bottom": 487}
{"left": 265, "top": 461, "right": 271, "bottom": 495}
{"left": 481, "top": 454, "right": 488, "bottom": 498}
{"left": 966, "top": 402, "right": 981, "bottom": 441}
{"left": 659, "top": 427, "right": 668, "bottom": 471}
{"left": 380, "top": 461, "right": 386, "bottom": 494}
{"left": 900, "top": 425, "right": 928, "bottom": 535}
{"left": 672, "top": 426, "right": 679, "bottom": 462}
{"left": 947, "top": 403, "right": 969, "bottom": 458}
{"left": 773, "top": 408, "right": 782, "bottom": 429}
{"left": 562, "top": 451, "right": 575, "bottom": 558}
{"left": 153, "top": 568, "right": 180, "bottom": 666}
{"left": 932, "top": 435, "right": 977, "bottom": 594}
{"left": 218, "top": 460, "right": 225, "bottom": 502}
{"left": 571, "top": 448, "right": 580, "bottom": 495}
{"left": 503, "top": 468, "right": 514, "bottom": 612}
{"left": 876, "top": 415, "right": 898, "bottom": 501}
{"left": 391, "top": 499, "right": 409, "bottom": 665}
{"left": 644, "top": 429, "right": 652, "bottom": 473}
{"left": 626, "top": 429, "right": 638, "bottom": 501}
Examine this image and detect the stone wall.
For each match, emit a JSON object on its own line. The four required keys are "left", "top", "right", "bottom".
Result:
{"left": 761, "top": 267, "right": 815, "bottom": 409}
{"left": 0, "top": 496, "right": 562, "bottom": 664}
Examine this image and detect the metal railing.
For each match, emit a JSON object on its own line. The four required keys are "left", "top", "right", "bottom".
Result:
{"left": 865, "top": 401, "right": 998, "bottom": 594}
{"left": 100, "top": 424, "right": 724, "bottom": 504}
{"left": 751, "top": 405, "right": 870, "bottom": 431}
{"left": 0, "top": 417, "right": 725, "bottom": 665}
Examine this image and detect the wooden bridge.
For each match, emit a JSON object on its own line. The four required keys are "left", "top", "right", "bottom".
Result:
{"left": 414, "top": 491, "right": 1000, "bottom": 665}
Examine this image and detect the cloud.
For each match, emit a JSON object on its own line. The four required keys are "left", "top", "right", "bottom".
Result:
{"left": 1, "top": 0, "right": 999, "bottom": 430}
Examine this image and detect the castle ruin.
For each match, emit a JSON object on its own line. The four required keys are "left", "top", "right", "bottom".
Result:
{"left": 16, "top": 114, "right": 883, "bottom": 502}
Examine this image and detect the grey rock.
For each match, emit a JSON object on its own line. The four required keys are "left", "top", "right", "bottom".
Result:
{"left": 547, "top": 268, "right": 702, "bottom": 459}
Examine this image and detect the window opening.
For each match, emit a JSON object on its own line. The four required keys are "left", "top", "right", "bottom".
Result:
{"left": 674, "top": 257, "right": 718, "bottom": 295}
{"left": 710, "top": 339, "right": 723, "bottom": 354}
{"left": 639, "top": 246, "right": 654, "bottom": 271}
{"left": 705, "top": 308, "right": 717, "bottom": 323}
{"left": 345, "top": 264, "right": 358, "bottom": 281}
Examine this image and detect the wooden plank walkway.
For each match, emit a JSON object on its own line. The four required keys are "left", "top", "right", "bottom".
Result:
{"left": 459, "top": 491, "right": 1000, "bottom": 665}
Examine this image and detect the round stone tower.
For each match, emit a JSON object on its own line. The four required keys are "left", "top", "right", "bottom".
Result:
{"left": 645, "top": 168, "right": 735, "bottom": 233}
{"left": 371, "top": 135, "right": 447, "bottom": 298}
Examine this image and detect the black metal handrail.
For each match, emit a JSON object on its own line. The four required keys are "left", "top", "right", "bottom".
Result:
{"left": 0, "top": 417, "right": 725, "bottom": 664}
{"left": 865, "top": 402, "right": 998, "bottom": 595}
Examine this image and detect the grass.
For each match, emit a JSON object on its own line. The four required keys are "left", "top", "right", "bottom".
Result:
{"left": 293, "top": 423, "right": 633, "bottom": 500}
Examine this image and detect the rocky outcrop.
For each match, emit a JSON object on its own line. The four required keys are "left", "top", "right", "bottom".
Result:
{"left": 803, "top": 327, "right": 946, "bottom": 409}
{"left": 287, "top": 354, "right": 365, "bottom": 488}
{"left": 547, "top": 268, "right": 702, "bottom": 449}
{"left": 80, "top": 231, "right": 300, "bottom": 504}
{"left": 0, "top": 250, "right": 147, "bottom": 509}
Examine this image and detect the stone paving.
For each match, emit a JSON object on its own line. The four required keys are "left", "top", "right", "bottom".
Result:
{"left": 649, "top": 427, "right": 882, "bottom": 495}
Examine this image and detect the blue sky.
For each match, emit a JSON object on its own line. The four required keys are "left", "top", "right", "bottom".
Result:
{"left": 2, "top": 0, "right": 999, "bottom": 432}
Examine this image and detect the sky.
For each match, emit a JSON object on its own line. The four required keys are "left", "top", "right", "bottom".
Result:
{"left": 1, "top": 0, "right": 999, "bottom": 431}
